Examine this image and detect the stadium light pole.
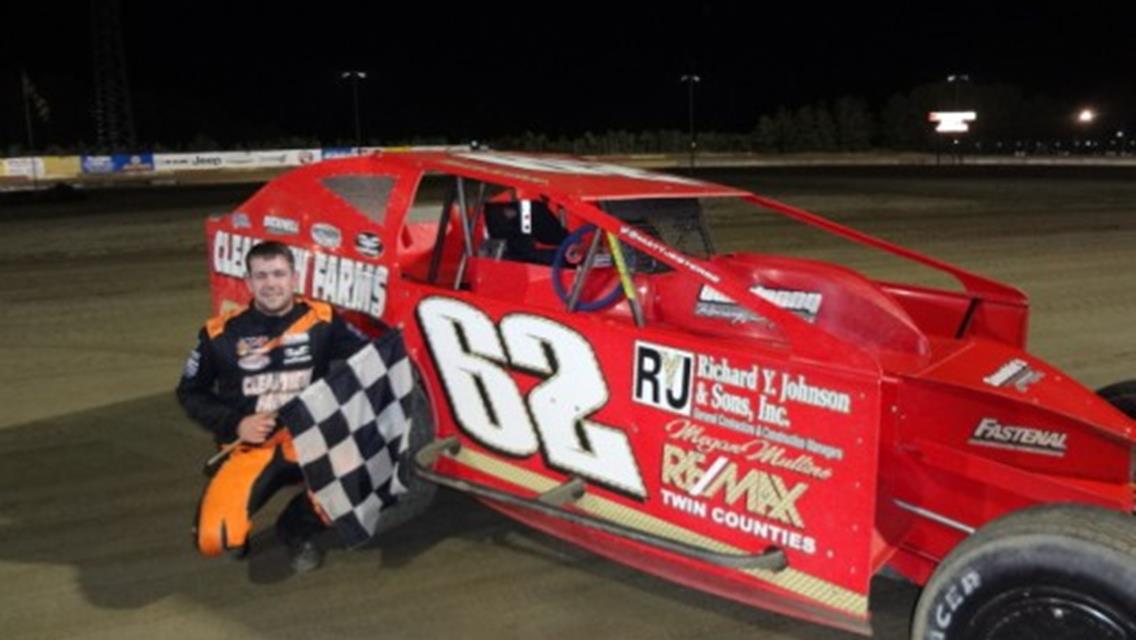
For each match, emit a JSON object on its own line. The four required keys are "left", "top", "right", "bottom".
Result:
{"left": 946, "top": 74, "right": 970, "bottom": 108}
{"left": 1076, "top": 107, "right": 1096, "bottom": 154}
{"left": 340, "top": 70, "right": 368, "bottom": 147}
{"left": 680, "top": 74, "right": 701, "bottom": 168}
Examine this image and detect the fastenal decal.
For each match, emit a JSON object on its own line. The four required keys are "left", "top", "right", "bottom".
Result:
{"left": 311, "top": 223, "right": 342, "bottom": 249}
{"left": 982, "top": 358, "right": 1044, "bottom": 392}
{"left": 355, "top": 232, "right": 383, "bottom": 257}
{"left": 417, "top": 297, "right": 646, "bottom": 498}
{"left": 211, "top": 231, "right": 388, "bottom": 319}
{"left": 263, "top": 215, "right": 299, "bottom": 235}
{"left": 968, "top": 418, "right": 1068, "bottom": 457}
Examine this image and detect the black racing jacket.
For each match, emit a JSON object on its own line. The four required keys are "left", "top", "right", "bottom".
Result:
{"left": 176, "top": 298, "right": 368, "bottom": 443}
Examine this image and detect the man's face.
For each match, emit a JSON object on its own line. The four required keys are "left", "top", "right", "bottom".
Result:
{"left": 246, "top": 255, "right": 298, "bottom": 316}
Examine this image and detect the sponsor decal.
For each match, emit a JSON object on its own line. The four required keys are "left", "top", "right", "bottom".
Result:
{"left": 298, "top": 150, "right": 316, "bottom": 164}
{"left": 417, "top": 297, "right": 646, "bottom": 498}
{"left": 694, "top": 295, "right": 765, "bottom": 325}
{"left": 281, "top": 332, "right": 309, "bottom": 346}
{"left": 311, "top": 223, "right": 342, "bottom": 249}
{"left": 660, "top": 440, "right": 816, "bottom": 554}
{"left": 283, "top": 344, "right": 311, "bottom": 365}
{"left": 634, "top": 342, "right": 851, "bottom": 438}
{"left": 665, "top": 419, "right": 835, "bottom": 479}
{"left": 263, "top": 215, "right": 299, "bottom": 235}
{"left": 621, "top": 226, "right": 719, "bottom": 283}
{"left": 236, "top": 335, "right": 271, "bottom": 371}
{"left": 238, "top": 354, "right": 270, "bottom": 371}
{"left": 355, "top": 232, "right": 383, "bottom": 258}
{"left": 213, "top": 230, "right": 258, "bottom": 277}
{"left": 212, "top": 231, "right": 389, "bottom": 319}
{"left": 183, "top": 349, "right": 201, "bottom": 379}
{"left": 968, "top": 418, "right": 1068, "bottom": 457}
{"left": 779, "top": 373, "right": 850, "bottom": 414}
{"left": 698, "top": 284, "right": 822, "bottom": 323}
{"left": 236, "top": 336, "right": 269, "bottom": 357}
{"left": 231, "top": 212, "right": 251, "bottom": 229}
{"left": 243, "top": 369, "right": 313, "bottom": 412}
{"left": 982, "top": 358, "right": 1044, "bottom": 392}
{"left": 310, "top": 252, "right": 388, "bottom": 318}
{"left": 632, "top": 341, "right": 694, "bottom": 416}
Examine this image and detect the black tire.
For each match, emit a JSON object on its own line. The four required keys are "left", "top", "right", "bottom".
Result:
{"left": 911, "top": 504, "right": 1136, "bottom": 640}
{"left": 1098, "top": 380, "right": 1136, "bottom": 419}
{"left": 369, "top": 375, "right": 438, "bottom": 537}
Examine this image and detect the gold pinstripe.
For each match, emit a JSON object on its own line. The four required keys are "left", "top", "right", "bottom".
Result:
{"left": 451, "top": 447, "right": 868, "bottom": 616}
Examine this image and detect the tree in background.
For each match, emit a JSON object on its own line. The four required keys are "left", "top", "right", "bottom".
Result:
{"left": 834, "top": 97, "right": 874, "bottom": 150}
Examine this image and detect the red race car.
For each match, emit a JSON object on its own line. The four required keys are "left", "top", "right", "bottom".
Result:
{"left": 206, "top": 151, "right": 1136, "bottom": 639}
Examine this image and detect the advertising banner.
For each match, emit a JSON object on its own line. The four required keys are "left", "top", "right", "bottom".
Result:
{"left": 81, "top": 155, "right": 116, "bottom": 174}
{"left": 321, "top": 147, "right": 360, "bottom": 159}
{"left": 42, "top": 156, "right": 82, "bottom": 179}
{"left": 112, "top": 153, "right": 155, "bottom": 173}
{"left": 154, "top": 152, "right": 225, "bottom": 171}
{"left": 154, "top": 149, "right": 321, "bottom": 171}
{"left": 3, "top": 157, "right": 45, "bottom": 178}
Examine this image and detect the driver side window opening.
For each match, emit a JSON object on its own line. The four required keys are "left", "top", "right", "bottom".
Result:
{"left": 399, "top": 172, "right": 517, "bottom": 287}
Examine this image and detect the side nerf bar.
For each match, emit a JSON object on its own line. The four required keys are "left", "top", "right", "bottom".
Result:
{"left": 414, "top": 436, "right": 789, "bottom": 572}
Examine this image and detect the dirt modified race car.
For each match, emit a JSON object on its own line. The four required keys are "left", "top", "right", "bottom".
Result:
{"left": 205, "top": 151, "right": 1136, "bottom": 639}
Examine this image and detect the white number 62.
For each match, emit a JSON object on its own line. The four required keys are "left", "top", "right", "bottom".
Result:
{"left": 417, "top": 297, "right": 647, "bottom": 498}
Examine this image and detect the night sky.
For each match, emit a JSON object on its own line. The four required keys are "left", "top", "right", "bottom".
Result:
{"left": 3, "top": 2, "right": 1134, "bottom": 149}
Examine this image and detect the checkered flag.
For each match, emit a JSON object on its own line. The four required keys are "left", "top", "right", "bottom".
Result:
{"left": 278, "top": 331, "right": 414, "bottom": 547}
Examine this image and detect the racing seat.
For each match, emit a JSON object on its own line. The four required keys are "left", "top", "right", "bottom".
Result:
{"left": 483, "top": 200, "right": 568, "bottom": 265}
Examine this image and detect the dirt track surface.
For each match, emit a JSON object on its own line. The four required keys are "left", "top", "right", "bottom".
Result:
{"left": 2, "top": 167, "right": 1134, "bottom": 639}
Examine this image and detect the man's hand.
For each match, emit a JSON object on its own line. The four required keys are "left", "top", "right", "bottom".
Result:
{"left": 237, "top": 412, "right": 277, "bottom": 444}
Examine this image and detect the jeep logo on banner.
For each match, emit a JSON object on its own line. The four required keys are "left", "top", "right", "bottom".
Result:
{"left": 632, "top": 341, "right": 693, "bottom": 416}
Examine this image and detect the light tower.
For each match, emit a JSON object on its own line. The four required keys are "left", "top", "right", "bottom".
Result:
{"left": 91, "top": 0, "right": 137, "bottom": 151}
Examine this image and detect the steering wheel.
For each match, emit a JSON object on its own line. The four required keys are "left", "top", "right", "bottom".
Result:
{"left": 551, "top": 224, "right": 626, "bottom": 311}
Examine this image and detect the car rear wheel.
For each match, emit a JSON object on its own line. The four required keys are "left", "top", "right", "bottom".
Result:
{"left": 911, "top": 504, "right": 1136, "bottom": 640}
{"left": 1098, "top": 379, "right": 1136, "bottom": 419}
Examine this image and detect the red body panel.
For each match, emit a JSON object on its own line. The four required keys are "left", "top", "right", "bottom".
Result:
{"left": 204, "top": 151, "right": 1135, "bottom": 636}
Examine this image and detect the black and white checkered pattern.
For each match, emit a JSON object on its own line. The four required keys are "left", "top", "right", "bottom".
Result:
{"left": 278, "top": 331, "right": 414, "bottom": 547}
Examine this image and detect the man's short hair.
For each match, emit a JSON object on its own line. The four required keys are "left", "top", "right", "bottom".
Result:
{"left": 246, "top": 241, "right": 295, "bottom": 274}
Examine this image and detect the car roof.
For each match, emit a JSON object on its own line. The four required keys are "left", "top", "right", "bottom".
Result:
{"left": 375, "top": 150, "right": 748, "bottom": 201}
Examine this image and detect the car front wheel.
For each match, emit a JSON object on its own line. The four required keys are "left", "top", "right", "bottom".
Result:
{"left": 911, "top": 504, "right": 1136, "bottom": 640}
